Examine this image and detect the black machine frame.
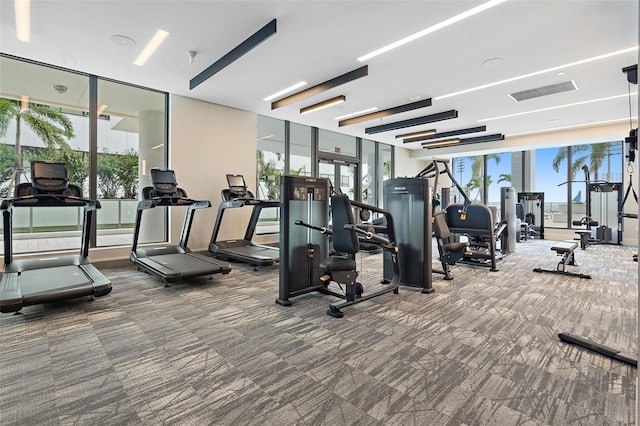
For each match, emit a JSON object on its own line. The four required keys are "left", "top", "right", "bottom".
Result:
{"left": 209, "top": 174, "right": 280, "bottom": 268}
{"left": 517, "top": 192, "right": 545, "bottom": 239}
{"left": 0, "top": 161, "right": 112, "bottom": 313}
{"left": 277, "top": 175, "right": 401, "bottom": 318}
{"left": 131, "top": 169, "right": 231, "bottom": 285}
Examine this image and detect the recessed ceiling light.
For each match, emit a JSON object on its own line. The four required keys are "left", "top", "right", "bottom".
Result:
{"left": 110, "top": 34, "right": 137, "bottom": 47}
{"left": 479, "top": 93, "right": 637, "bottom": 122}
{"left": 436, "top": 46, "right": 639, "bottom": 100}
{"left": 508, "top": 116, "right": 638, "bottom": 137}
{"left": 357, "top": 0, "right": 509, "bottom": 62}
{"left": 334, "top": 107, "right": 378, "bottom": 121}
{"left": 557, "top": 71, "right": 565, "bottom": 76}
{"left": 547, "top": 119, "right": 560, "bottom": 123}
{"left": 134, "top": 29, "right": 169, "bottom": 66}
{"left": 482, "top": 57, "right": 504, "bottom": 67}
{"left": 263, "top": 81, "right": 307, "bottom": 102}
{"left": 15, "top": 0, "right": 30, "bottom": 42}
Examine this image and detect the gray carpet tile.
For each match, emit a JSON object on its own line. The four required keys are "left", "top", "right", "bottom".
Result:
{"left": 0, "top": 238, "right": 636, "bottom": 425}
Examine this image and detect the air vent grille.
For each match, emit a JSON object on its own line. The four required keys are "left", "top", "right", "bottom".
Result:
{"left": 509, "top": 80, "right": 578, "bottom": 102}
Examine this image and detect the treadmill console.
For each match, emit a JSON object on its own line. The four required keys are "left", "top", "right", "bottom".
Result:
{"left": 31, "top": 161, "right": 69, "bottom": 194}
{"left": 151, "top": 169, "right": 178, "bottom": 196}
{"left": 226, "top": 174, "right": 249, "bottom": 198}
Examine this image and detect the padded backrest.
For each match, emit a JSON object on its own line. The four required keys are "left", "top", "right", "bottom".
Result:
{"left": 433, "top": 212, "right": 451, "bottom": 240}
{"left": 330, "top": 194, "right": 359, "bottom": 255}
{"left": 445, "top": 204, "right": 493, "bottom": 232}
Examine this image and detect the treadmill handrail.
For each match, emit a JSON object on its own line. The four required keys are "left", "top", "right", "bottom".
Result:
{"left": 2, "top": 194, "right": 100, "bottom": 266}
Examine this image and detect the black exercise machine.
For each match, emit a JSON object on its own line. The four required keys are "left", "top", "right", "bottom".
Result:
{"left": 556, "top": 65, "right": 638, "bottom": 367}
{"left": 0, "top": 161, "right": 112, "bottom": 313}
{"left": 131, "top": 168, "right": 231, "bottom": 285}
{"left": 533, "top": 241, "right": 591, "bottom": 279}
{"left": 209, "top": 174, "right": 279, "bottom": 269}
{"left": 277, "top": 175, "right": 400, "bottom": 318}
{"left": 432, "top": 211, "right": 470, "bottom": 280}
{"left": 517, "top": 192, "right": 544, "bottom": 239}
{"left": 444, "top": 203, "right": 503, "bottom": 271}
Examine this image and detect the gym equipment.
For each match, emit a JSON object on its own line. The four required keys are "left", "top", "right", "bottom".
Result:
{"left": 556, "top": 64, "right": 638, "bottom": 367}
{"left": 558, "top": 333, "right": 636, "bottom": 367}
{"left": 277, "top": 175, "right": 400, "bottom": 318}
{"left": 500, "top": 187, "right": 517, "bottom": 253}
{"left": 432, "top": 211, "right": 470, "bottom": 280}
{"left": 517, "top": 192, "right": 544, "bottom": 239}
{"left": 209, "top": 174, "right": 279, "bottom": 269}
{"left": 533, "top": 241, "right": 591, "bottom": 279}
{"left": 382, "top": 178, "right": 433, "bottom": 292}
{"left": 0, "top": 161, "right": 111, "bottom": 313}
{"left": 131, "top": 168, "right": 231, "bottom": 285}
{"left": 415, "top": 158, "right": 472, "bottom": 215}
{"left": 444, "top": 203, "right": 503, "bottom": 271}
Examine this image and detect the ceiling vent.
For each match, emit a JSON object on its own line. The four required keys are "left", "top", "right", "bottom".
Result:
{"left": 508, "top": 80, "right": 578, "bottom": 102}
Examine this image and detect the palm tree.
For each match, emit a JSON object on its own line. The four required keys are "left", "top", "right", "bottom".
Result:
{"left": 465, "top": 154, "right": 500, "bottom": 202}
{"left": 497, "top": 173, "right": 511, "bottom": 184}
{"left": 552, "top": 142, "right": 622, "bottom": 181}
{"left": 0, "top": 98, "right": 74, "bottom": 194}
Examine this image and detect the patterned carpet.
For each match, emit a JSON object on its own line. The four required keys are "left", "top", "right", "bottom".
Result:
{"left": 0, "top": 238, "right": 636, "bottom": 425}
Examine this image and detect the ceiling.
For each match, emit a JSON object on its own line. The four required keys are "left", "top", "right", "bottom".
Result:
{"left": 0, "top": 0, "right": 638, "bottom": 158}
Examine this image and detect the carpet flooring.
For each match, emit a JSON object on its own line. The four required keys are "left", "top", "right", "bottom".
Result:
{"left": 0, "top": 238, "right": 636, "bottom": 425}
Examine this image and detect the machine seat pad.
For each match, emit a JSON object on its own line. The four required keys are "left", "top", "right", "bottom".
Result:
{"left": 550, "top": 242, "right": 578, "bottom": 253}
{"left": 320, "top": 257, "right": 356, "bottom": 272}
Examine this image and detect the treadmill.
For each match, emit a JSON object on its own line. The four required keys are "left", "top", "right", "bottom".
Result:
{"left": 209, "top": 174, "right": 279, "bottom": 268}
{"left": 0, "top": 161, "right": 112, "bottom": 313}
{"left": 131, "top": 168, "right": 231, "bottom": 285}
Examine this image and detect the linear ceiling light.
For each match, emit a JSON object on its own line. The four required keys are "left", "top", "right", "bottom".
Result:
{"left": 365, "top": 110, "right": 458, "bottom": 134}
{"left": 191, "top": 19, "right": 277, "bottom": 89}
{"left": 300, "top": 96, "right": 346, "bottom": 115}
{"left": 435, "top": 46, "right": 639, "bottom": 100}
{"left": 404, "top": 125, "right": 487, "bottom": 143}
{"left": 334, "top": 107, "right": 378, "bottom": 121}
{"left": 459, "top": 133, "right": 505, "bottom": 144}
{"left": 339, "top": 99, "right": 432, "bottom": 127}
{"left": 271, "top": 65, "right": 368, "bottom": 109}
{"left": 134, "top": 29, "right": 170, "bottom": 66}
{"left": 508, "top": 117, "right": 638, "bottom": 138}
{"left": 357, "top": 0, "right": 508, "bottom": 62}
{"left": 151, "top": 143, "right": 164, "bottom": 150}
{"left": 395, "top": 129, "right": 436, "bottom": 139}
{"left": 422, "top": 138, "right": 461, "bottom": 149}
{"left": 479, "top": 93, "right": 638, "bottom": 122}
{"left": 263, "top": 81, "right": 307, "bottom": 101}
{"left": 97, "top": 104, "right": 108, "bottom": 116}
{"left": 20, "top": 95, "right": 28, "bottom": 110}
{"left": 15, "top": 0, "right": 30, "bottom": 42}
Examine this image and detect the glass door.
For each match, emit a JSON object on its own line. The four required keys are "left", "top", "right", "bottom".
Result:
{"left": 318, "top": 158, "right": 358, "bottom": 200}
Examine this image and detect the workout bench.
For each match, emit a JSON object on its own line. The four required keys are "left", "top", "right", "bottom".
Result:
{"left": 574, "top": 230, "right": 592, "bottom": 250}
{"left": 533, "top": 241, "right": 591, "bottom": 279}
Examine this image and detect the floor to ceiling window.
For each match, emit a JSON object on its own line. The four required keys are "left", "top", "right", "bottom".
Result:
{"left": 0, "top": 54, "right": 168, "bottom": 253}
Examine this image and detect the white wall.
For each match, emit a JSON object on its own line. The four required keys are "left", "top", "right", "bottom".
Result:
{"left": 169, "top": 95, "right": 257, "bottom": 251}
{"left": 394, "top": 145, "right": 427, "bottom": 178}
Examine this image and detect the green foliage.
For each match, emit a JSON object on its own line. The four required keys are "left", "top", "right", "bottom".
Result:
{"left": 117, "top": 148, "right": 138, "bottom": 199}
{"left": 497, "top": 173, "right": 512, "bottom": 184}
{"left": 0, "top": 144, "right": 17, "bottom": 197}
{"left": 552, "top": 142, "right": 622, "bottom": 181}
{"left": 97, "top": 148, "right": 120, "bottom": 199}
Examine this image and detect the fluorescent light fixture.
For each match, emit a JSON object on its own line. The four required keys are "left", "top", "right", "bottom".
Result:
{"left": 396, "top": 129, "right": 437, "bottom": 139}
{"left": 300, "top": 96, "right": 346, "bottom": 115}
{"left": 334, "top": 107, "right": 378, "bottom": 121}
{"left": 422, "top": 138, "right": 460, "bottom": 149}
{"left": 405, "top": 125, "right": 487, "bottom": 143}
{"left": 15, "top": 0, "right": 30, "bottom": 42}
{"left": 263, "top": 82, "right": 307, "bottom": 101}
{"left": 151, "top": 143, "right": 164, "bottom": 150}
{"left": 20, "top": 95, "right": 28, "bottom": 110}
{"left": 134, "top": 29, "right": 170, "bottom": 66}
{"left": 142, "top": 160, "right": 147, "bottom": 175}
{"left": 436, "top": 46, "right": 639, "bottom": 100}
{"left": 97, "top": 104, "right": 108, "bottom": 116}
{"left": 357, "top": 0, "right": 508, "bottom": 62}
{"left": 479, "top": 93, "right": 638, "bottom": 122}
{"left": 508, "top": 117, "right": 638, "bottom": 138}
{"left": 256, "top": 134, "right": 275, "bottom": 141}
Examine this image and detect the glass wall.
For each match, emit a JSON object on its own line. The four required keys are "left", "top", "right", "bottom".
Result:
{"left": 318, "top": 128, "right": 356, "bottom": 157}
{"left": 256, "top": 116, "right": 285, "bottom": 200}
{"left": 0, "top": 54, "right": 168, "bottom": 253}
{"left": 96, "top": 79, "right": 167, "bottom": 246}
{"left": 378, "top": 143, "right": 393, "bottom": 207}
{"left": 451, "top": 155, "right": 484, "bottom": 203}
{"left": 361, "top": 139, "right": 376, "bottom": 205}
{"left": 486, "top": 152, "right": 512, "bottom": 211}
{"left": 290, "top": 122, "right": 312, "bottom": 177}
